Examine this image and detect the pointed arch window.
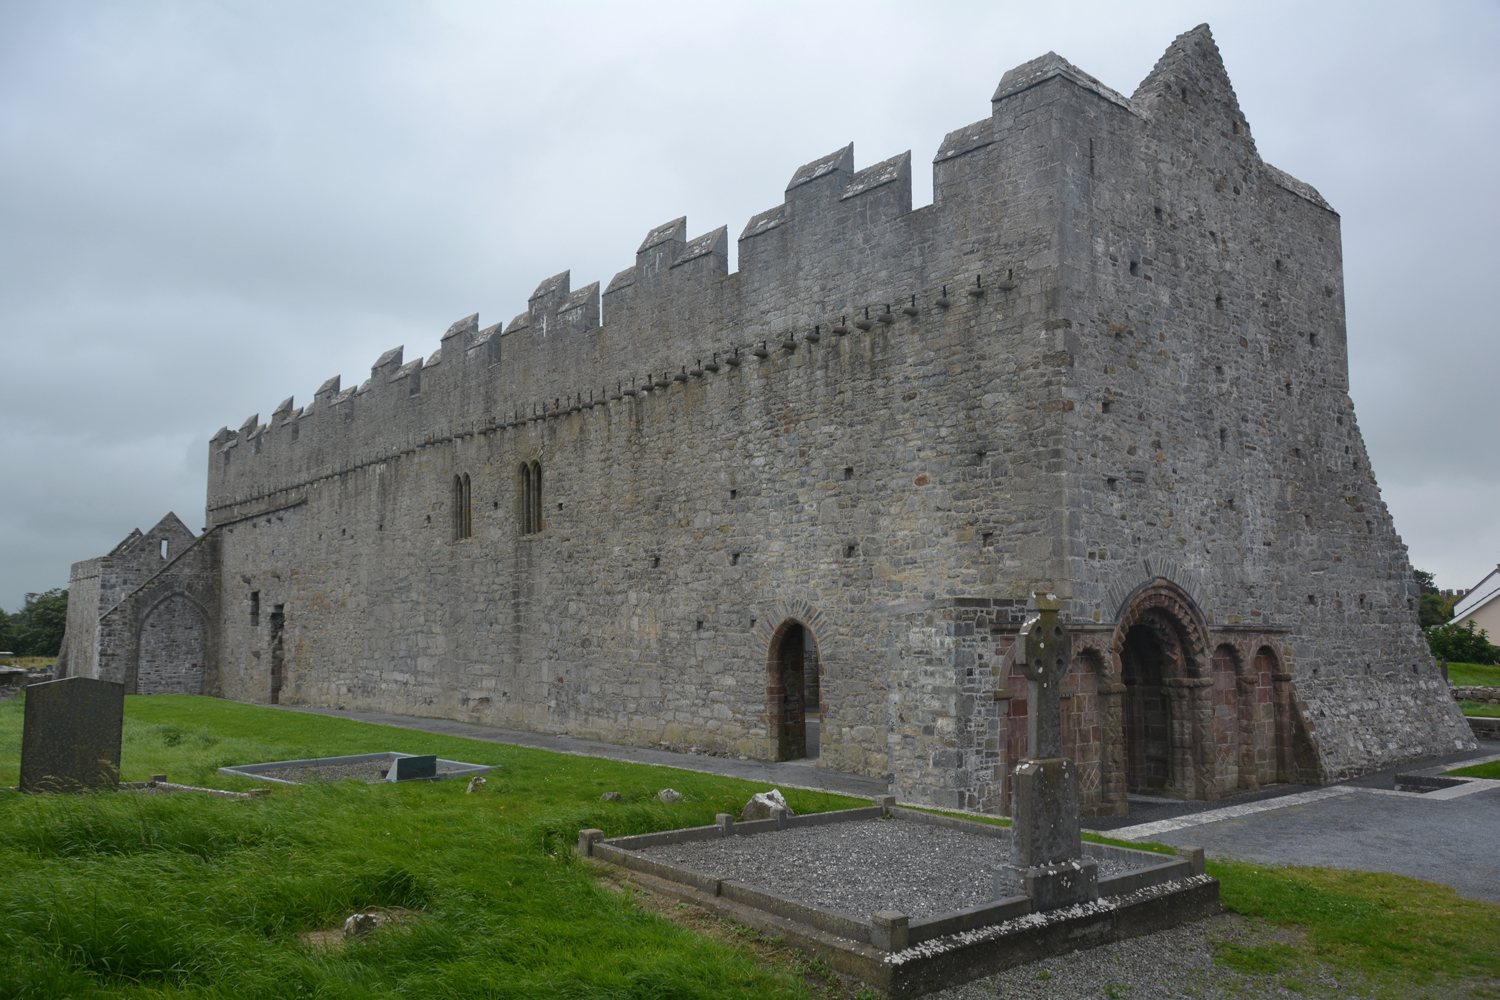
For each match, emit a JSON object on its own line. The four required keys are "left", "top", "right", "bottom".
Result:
{"left": 519, "top": 461, "right": 543, "bottom": 535}
{"left": 452, "top": 473, "right": 472, "bottom": 541}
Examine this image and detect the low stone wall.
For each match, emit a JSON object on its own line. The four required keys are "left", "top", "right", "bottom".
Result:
{"left": 0, "top": 668, "right": 53, "bottom": 700}
{"left": 1454, "top": 686, "right": 1500, "bottom": 706}
{"left": 1465, "top": 716, "right": 1500, "bottom": 740}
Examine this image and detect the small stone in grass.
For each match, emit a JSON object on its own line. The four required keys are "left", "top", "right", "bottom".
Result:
{"left": 466, "top": 776, "right": 486, "bottom": 794}
{"left": 741, "top": 788, "right": 793, "bottom": 821}
{"left": 656, "top": 788, "right": 682, "bottom": 804}
{"left": 600, "top": 791, "right": 622, "bottom": 802}
{"left": 343, "top": 913, "right": 382, "bottom": 938}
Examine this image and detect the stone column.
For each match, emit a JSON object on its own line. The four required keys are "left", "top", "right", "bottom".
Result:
{"left": 1097, "top": 680, "right": 1128, "bottom": 815}
{"left": 999, "top": 595, "right": 1098, "bottom": 910}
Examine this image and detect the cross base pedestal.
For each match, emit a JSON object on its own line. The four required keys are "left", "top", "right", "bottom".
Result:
{"left": 997, "top": 858, "right": 1099, "bottom": 911}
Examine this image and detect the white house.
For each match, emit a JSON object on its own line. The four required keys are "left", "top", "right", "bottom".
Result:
{"left": 1451, "top": 564, "right": 1500, "bottom": 638}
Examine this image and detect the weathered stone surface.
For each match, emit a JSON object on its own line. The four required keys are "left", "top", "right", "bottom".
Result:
{"left": 1009, "top": 758, "right": 1083, "bottom": 867}
{"left": 741, "top": 788, "right": 793, "bottom": 821}
{"left": 599, "top": 791, "right": 622, "bottom": 802}
{"left": 388, "top": 755, "right": 436, "bottom": 782}
{"left": 1454, "top": 686, "right": 1500, "bottom": 706}
{"left": 465, "top": 775, "right": 486, "bottom": 793}
{"left": 19, "top": 677, "right": 124, "bottom": 792}
{"left": 61, "top": 512, "right": 215, "bottom": 695}
{"left": 656, "top": 788, "right": 682, "bottom": 804}
{"left": 343, "top": 913, "right": 381, "bottom": 938}
{"left": 1001, "top": 857, "right": 1099, "bottom": 911}
{"left": 0, "top": 666, "right": 27, "bottom": 700}
{"left": 64, "top": 24, "right": 1474, "bottom": 815}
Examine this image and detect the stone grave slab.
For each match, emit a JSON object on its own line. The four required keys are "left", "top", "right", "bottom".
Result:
{"left": 19, "top": 676, "right": 125, "bottom": 792}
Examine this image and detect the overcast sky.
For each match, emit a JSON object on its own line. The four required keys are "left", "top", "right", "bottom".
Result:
{"left": 1, "top": 1, "right": 1496, "bottom": 613}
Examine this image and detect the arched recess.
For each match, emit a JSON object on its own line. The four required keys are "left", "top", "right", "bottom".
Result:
{"left": 766, "top": 618, "right": 820, "bottom": 761}
{"left": 134, "top": 592, "right": 208, "bottom": 695}
{"left": 1210, "top": 644, "right": 1243, "bottom": 794}
{"left": 1112, "top": 580, "right": 1214, "bottom": 800}
{"left": 1255, "top": 645, "right": 1293, "bottom": 785}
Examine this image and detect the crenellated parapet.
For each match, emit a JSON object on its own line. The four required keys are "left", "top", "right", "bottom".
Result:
{"left": 205, "top": 26, "right": 1338, "bottom": 523}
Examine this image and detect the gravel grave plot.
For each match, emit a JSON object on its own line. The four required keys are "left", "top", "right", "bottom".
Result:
{"left": 927, "top": 912, "right": 1402, "bottom": 1000}
{"left": 265, "top": 761, "right": 468, "bottom": 784}
{"left": 637, "top": 819, "right": 1149, "bottom": 920}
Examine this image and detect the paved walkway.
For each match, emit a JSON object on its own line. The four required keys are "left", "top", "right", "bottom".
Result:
{"left": 273, "top": 705, "right": 888, "bottom": 798}
{"left": 1087, "top": 741, "right": 1500, "bottom": 904}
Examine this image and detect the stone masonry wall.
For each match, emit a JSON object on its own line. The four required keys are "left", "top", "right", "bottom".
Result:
{"left": 64, "top": 514, "right": 201, "bottom": 681}
{"left": 136, "top": 593, "right": 208, "bottom": 695}
{"left": 192, "top": 25, "right": 1471, "bottom": 801}
{"left": 1048, "top": 29, "right": 1471, "bottom": 778}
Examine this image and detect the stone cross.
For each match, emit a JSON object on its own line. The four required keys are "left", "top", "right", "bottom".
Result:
{"left": 999, "top": 594, "right": 1098, "bottom": 910}
{"left": 1019, "top": 594, "right": 1072, "bottom": 759}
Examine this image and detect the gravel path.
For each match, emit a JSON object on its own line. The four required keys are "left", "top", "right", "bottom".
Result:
{"left": 927, "top": 913, "right": 1401, "bottom": 1000}
{"left": 638, "top": 819, "right": 1146, "bottom": 920}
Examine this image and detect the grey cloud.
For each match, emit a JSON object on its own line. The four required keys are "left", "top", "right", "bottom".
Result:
{"left": 1, "top": 1, "right": 1496, "bottom": 611}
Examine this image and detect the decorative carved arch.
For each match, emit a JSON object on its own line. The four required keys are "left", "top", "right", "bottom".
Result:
{"left": 1110, "top": 578, "right": 1213, "bottom": 678}
{"left": 1111, "top": 578, "right": 1215, "bottom": 799}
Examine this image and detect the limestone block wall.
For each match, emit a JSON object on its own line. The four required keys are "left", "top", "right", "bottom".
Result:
{"left": 1040, "top": 28, "right": 1471, "bottom": 779}
{"left": 136, "top": 594, "right": 209, "bottom": 695}
{"left": 63, "top": 514, "right": 201, "bottom": 681}
{"left": 210, "top": 279, "right": 1069, "bottom": 779}
{"left": 188, "top": 24, "right": 1472, "bottom": 802}
{"left": 93, "top": 529, "right": 218, "bottom": 695}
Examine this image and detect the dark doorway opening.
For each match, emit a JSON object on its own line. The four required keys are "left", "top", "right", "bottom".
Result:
{"left": 1121, "top": 619, "right": 1172, "bottom": 793}
{"left": 772, "top": 622, "right": 820, "bottom": 760}
{"left": 269, "top": 605, "right": 285, "bottom": 705}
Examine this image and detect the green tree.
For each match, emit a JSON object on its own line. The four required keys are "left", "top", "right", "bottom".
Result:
{"left": 0, "top": 607, "right": 13, "bottom": 656}
{"left": 1419, "top": 591, "right": 1460, "bottom": 629}
{"left": 1426, "top": 619, "right": 1498, "bottom": 665}
{"left": 1414, "top": 568, "right": 1437, "bottom": 594}
{"left": 10, "top": 589, "right": 68, "bottom": 657}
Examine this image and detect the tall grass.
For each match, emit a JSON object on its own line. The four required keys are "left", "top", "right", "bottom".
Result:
{"left": 0, "top": 695, "right": 861, "bottom": 998}
{"left": 4, "top": 696, "right": 1496, "bottom": 998}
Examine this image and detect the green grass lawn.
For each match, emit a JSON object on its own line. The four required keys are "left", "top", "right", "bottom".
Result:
{"left": 0, "top": 696, "right": 863, "bottom": 999}
{"left": 1, "top": 695, "right": 1496, "bottom": 999}
{"left": 1209, "top": 861, "right": 1500, "bottom": 995}
{"left": 1460, "top": 700, "right": 1500, "bottom": 718}
{"left": 1447, "top": 758, "right": 1500, "bottom": 780}
{"left": 1447, "top": 661, "right": 1500, "bottom": 687}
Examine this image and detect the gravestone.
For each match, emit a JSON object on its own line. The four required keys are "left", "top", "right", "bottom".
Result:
{"left": 19, "top": 676, "right": 125, "bottom": 792}
{"left": 998, "top": 595, "right": 1099, "bottom": 910}
{"left": 387, "top": 754, "right": 437, "bottom": 781}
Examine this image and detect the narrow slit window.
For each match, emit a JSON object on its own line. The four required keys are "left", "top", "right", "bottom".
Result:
{"left": 453, "top": 473, "right": 473, "bottom": 540}
{"left": 160, "top": 539, "right": 169, "bottom": 560}
{"left": 250, "top": 591, "right": 260, "bottom": 627}
{"left": 519, "top": 461, "right": 543, "bottom": 535}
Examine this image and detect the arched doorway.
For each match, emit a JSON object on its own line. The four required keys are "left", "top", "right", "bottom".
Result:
{"left": 1113, "top": 584, "right": 1211, "bottom": 801}
{"left": 1120, "top": 613, "right": 1175, "bottom": 793}
{"left": 136, "top": 594, "right": 208, "bottom": 695}
{"left": 768, "top": 621, "right": 820, "bottom": 761}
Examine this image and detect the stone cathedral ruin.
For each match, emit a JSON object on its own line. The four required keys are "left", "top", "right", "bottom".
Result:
{"left": 61, "top": 26, "right": 1473, "bottom": 815}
